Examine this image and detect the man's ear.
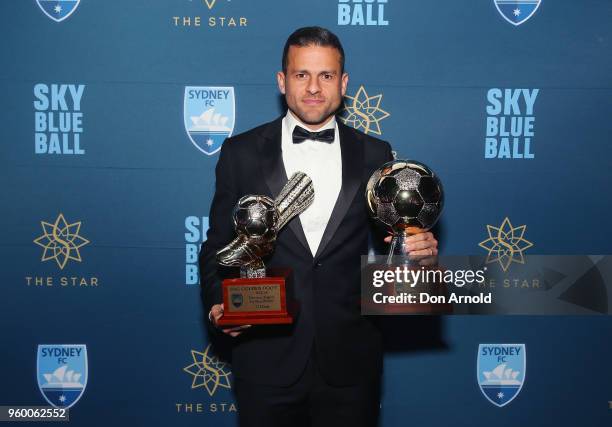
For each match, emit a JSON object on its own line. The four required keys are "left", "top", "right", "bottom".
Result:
{"left": 277, "top": 71, "right": 286, "bottom": 95}
{"left": 341, "top": 72, "right": 349, "bottom": 96}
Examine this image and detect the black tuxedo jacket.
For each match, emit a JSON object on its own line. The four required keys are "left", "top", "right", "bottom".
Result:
{"left": 199, "top": 116, "right": 393, "bottom": 387}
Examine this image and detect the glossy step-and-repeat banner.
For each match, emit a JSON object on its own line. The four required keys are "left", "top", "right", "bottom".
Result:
{"left": 1, "top": 1, "right": 611, "bottom": 425}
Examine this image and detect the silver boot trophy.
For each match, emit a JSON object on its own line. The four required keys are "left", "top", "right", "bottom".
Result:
{"left": 215, "top": 172, "right": 314, "bottom": 325}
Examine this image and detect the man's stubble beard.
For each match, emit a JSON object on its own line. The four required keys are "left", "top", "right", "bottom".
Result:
{"left": 289, "top": 101, "right": 342, "bottom": 128}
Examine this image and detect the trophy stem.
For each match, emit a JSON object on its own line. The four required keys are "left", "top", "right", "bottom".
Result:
{"left": 386, "top": 230, "right": 412, "bottom": 265}
{"left": 387, "top": 235, "right": 398, "bottom": 265}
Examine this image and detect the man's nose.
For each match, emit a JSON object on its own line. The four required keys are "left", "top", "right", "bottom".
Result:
{"left": 306, "top": 77, "right": 321, "bottom": 94}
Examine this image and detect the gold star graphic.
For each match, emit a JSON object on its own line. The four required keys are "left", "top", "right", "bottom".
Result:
{"left": 479, "top": 217, "right": 533, "bottom": 272}
{"left": 33, "top": 213, "right": 90, "bottom": 270}
{"left": 183, "top": 344, "right": 232, "bottom": 396}
{"left": 340, "top": 85, "right": 390, "bottom": 135}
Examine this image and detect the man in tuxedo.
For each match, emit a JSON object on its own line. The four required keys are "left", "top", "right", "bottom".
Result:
{"left": 199, "top": 26, "right": 438, "bottom": 427}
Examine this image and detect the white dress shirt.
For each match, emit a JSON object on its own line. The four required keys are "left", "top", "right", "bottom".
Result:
{"left": 281, "top": 110, "right": 342, "bottom": 256}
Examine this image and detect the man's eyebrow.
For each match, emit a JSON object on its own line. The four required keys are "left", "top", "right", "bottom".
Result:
{"left": 292, "top": 69, "right": 338, "bottom": 74}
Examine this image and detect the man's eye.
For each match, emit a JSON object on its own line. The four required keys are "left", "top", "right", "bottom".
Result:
{"left": 296, "top": 73, "right": 306, "bottom": 79}
{"left": 322, "top": 74, "right": 333, "bottom": 80}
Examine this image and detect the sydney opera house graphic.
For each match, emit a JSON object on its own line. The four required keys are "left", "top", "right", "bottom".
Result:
{"left": 479, "top": 363, "right": 523, "bottom": 407}
{"left": 39, "top": 365, "right": 86, "bottom": 408}
{"left": 187, "top": 108, "right": 232, "bottom": 155}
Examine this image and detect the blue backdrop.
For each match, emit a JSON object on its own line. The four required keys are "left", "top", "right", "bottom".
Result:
{"left": 1, "top": 0, "right": 611, "bottom": 425}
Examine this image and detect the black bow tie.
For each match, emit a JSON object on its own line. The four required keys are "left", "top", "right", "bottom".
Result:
{"left": 292, "top": 126, "right": 335, "bottom": 144}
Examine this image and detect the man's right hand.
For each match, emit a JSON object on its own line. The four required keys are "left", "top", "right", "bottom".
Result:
{"left": 210, "top": 303, "right": 251, "bottom": 337}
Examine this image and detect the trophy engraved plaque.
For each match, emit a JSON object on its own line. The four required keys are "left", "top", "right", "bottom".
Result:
{"left": 215, "top": 172, "right": 314, "bottom": 326}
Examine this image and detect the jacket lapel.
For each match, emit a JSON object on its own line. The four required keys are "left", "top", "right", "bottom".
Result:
{"left": 314, "top": 121, "right": 364, "bottom": 260}
{"left": 258, "top": 118, "right": 312, "bottom": 257}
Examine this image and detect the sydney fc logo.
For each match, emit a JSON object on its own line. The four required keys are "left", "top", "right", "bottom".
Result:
{"left": 37, "top": 345, "right": 88, "bottom": 409}
{"left": 36, "top": 0, "right": 81, "bottom": 22}
{"left": 477, "top": 344, "right": 525, "bottom": 407}
{"left": 494, "top": 0, "right": 541, "bottom": 26}
{"left": 184, "top": 86, "right": 235, "bottom": 156}
{"left": 231, "top": 293, "right": 243, "bottom": 308}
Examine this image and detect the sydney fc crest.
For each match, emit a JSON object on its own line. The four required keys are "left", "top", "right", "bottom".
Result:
{"left": 37, "top": 345, "right": 88, "bottom": 409}
{"left": 36, "top": 0, "right": 81, "bottom": 22}
{"left": 184, "top": 86, "right": 235, "bottom": 156}
{"left": 231, "top": 293, "right": 243, "bottom": 308}
{"left": 477, "top": 344, "right": 525, "bottom": 407}
{"left": 494, "top": 0, "right": 541, "bottom": 26}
